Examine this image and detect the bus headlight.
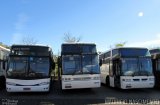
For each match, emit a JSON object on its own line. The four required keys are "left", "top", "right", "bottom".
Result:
{"left": 62, "top": 78, "right": 71, "bottom": 81}
{"left": 39, "top": 82, "right": 49, "bottom": 85}
{"left": 65, "top": 78, "right": 71, "bottom": 81}
{"left": 122, "top": 79, "right": 131, "bottom": 82}
{"left": 6, "top": 82, "right": 17, "bottom": 86}
{"left": 93, "top": 77, "right": 100, "bottom": 80}
{"left": 149, "top": 78, "right": 154, "bottom": 81}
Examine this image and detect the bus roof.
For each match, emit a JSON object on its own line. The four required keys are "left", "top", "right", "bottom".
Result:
{"left": 62, "top": 42, "right": 96, "bottom": 46}
{"left": 11, "top": 44, "right": 50, "bottom": 48}
{"left": 149, "top": 48, "right": 160, "bottom": 54}
{"left": 10, "top": 44, "right": 53, "bottom": 53}
{"left": 0, "top": 45, "right": 10, "bottom": 52}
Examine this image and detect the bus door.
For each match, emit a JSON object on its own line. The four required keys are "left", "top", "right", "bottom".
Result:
{"left": 155, "top": 59, "right": 160, "bottom": 87}
{"left": 113, "top": 59, "right": 121, "bottom": 88}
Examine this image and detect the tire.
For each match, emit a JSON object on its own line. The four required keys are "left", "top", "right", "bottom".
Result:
{"left": 0, "top": 76, "right": 5, "bottom": 89}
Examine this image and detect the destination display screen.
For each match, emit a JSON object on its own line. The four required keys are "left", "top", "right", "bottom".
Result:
{"left": 120, "top": 48, "right": 150, "bottom": 57}
{"left": 10, "top": 46, "right": 50, "bottom": 56}
{"left": 62, "top": 44, "right": 97, "bottom": 54}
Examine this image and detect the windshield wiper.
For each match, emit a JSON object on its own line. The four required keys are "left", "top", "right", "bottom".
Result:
{"left": 131, "top": 72, "right": 135, "bottom": 77}
{"left": 140, "top": 70, "right": 149, "bottom": 76}
{"left": 72, "top": 69, "right": 82, "bottom": 75}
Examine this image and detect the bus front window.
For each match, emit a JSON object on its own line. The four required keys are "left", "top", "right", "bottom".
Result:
{"left": 82, "top": 55, "right": 99, "bottom": 74}
{"left": 139, "top": 58, "right": 153, "bottom": 76}
{"left": 62, "top": 56, "right": 81, "bottom": 75}
{"left": 121, "top": 58, "right": 139, "bottom": 76}
{"left": 29, "top": 57, "right": 49, "bottom": 77}
{"left": 7, "top": 57, "right": 27, "bottom": 78}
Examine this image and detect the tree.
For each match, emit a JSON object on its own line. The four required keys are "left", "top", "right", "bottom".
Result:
{"left": 63, "top": 32, "right": 81, "bottom": 43}
{"left": 115, "top": 42, "right": 126, "bottom": 48}
{"left": 21, "top": 36, "right": 38, "bottom": 45}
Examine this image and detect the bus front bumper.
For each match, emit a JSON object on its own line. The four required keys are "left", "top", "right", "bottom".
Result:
{"left": 62, "top": 80, "right": 100, "bottom": 89}
{"left": 120, "top": 76, "right": 155, "bottom": 89}
{"left": 6, "top": 85, "right": 50, "bottom": 92}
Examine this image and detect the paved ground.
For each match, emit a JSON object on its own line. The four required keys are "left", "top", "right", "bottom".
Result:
{"left": 0, "top": 81, "right": 160, "bottom": 105}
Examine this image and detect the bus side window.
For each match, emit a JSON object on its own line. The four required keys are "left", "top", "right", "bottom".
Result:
{"left": 109, "top": 60, "right": 113, "bottom": 76}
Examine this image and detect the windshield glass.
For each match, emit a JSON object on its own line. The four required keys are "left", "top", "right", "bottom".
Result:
{"left": 7, "top": 57, "right": 50, "bottom": 79}
{"left": 139, "top": 58, "right": 153, "bottom": 75}
{"left": 121, "top": 58, "right": 153, "bottom": 76}
{"left": 82, "top": 55, "right": 99, "bottom": 74}
{"left": 121, "top": 58, "right": 139, "bottom": 76}
{"left": 29, "top": 57, "right": 49, "bottom": 77}
{"left": 62, "top": 55, "right": 81, "bottom": 75}
{"left": 7, "top": 57, "right": 28, "bottom": 78}
{"left": 62, "top": 55, "right": 100, "bottom": 75}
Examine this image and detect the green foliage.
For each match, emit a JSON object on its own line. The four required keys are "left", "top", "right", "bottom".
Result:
{"left": 115, "top": 42, "right": 126, "bottom": 48}
{"left": 51, "top": 56, "right": 59, "bottom": 79}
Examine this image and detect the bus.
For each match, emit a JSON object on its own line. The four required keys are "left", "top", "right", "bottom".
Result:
{"left": 150, "top": 48, "right": 160, "bottom": 88}
{"left": 0, "top": 46, "right": 9, "bottom": 89}
{"left": 6, "top": 45, "right": 55, "bottom": 92}
{"left": 59, "top": 43, "right": 100, "bottom": 90}
{"left": 99, "top": 47, "right": 155, "bottom": 89}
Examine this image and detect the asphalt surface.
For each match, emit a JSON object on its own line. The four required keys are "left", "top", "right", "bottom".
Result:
{"left": 0, "top": 80, "right": 160, "bottom": 105}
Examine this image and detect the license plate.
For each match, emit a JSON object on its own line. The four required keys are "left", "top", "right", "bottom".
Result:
{"left": 65, "top": 86, "right": 72, "bottom": 88}
{"left": 23, "top": 88, "right": 31, "bottom": 90}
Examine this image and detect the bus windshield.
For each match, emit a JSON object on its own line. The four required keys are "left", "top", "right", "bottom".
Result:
{"left": 121, "top": 58, "right": 139, "bottom": 76}
{"left": 7, "top": 57, "right": 50, "bottom": 79}
{"left": 62, "top": 55, "right": 99, "bottom": 75}
{"left": 139, "top": 58, "right": 153, "bottom": 75}
{"left": 29, "top": 57, "right": 49, "bottom": 77}
{"left": 121, "top": 58, "right": 153, "bottom": 76}
{"left": 7, "top": 57, "right": 28, "bottom": 78}
{"left": 82, "top": 55, "right": 99, "bottom": 74}
{"left": 62, "top": 55, "right": 81, "bottom": 75}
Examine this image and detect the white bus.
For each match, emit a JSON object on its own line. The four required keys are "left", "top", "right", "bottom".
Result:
{"left": 0, "top": 45, "right": 9, "bottom": 89}
{"left": 59, "top": 43, "right": 100, "bottom": 89}
{"left": 99, "top": 47, "right": 155, "bottom": 89}
{"left": 6, "top": 45, "right": 55, "bottom": 92}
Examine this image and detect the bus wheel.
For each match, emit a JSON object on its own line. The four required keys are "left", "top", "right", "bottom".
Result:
{"left": 0, "top": 76, "right": 5, "bottom": 89}
{"left": 106, "top": 76, "right": 110, "bottom": 86}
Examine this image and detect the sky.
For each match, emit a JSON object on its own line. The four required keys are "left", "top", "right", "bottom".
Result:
{"left": 0, "top": 0, "right": 160, "bottom": 54}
